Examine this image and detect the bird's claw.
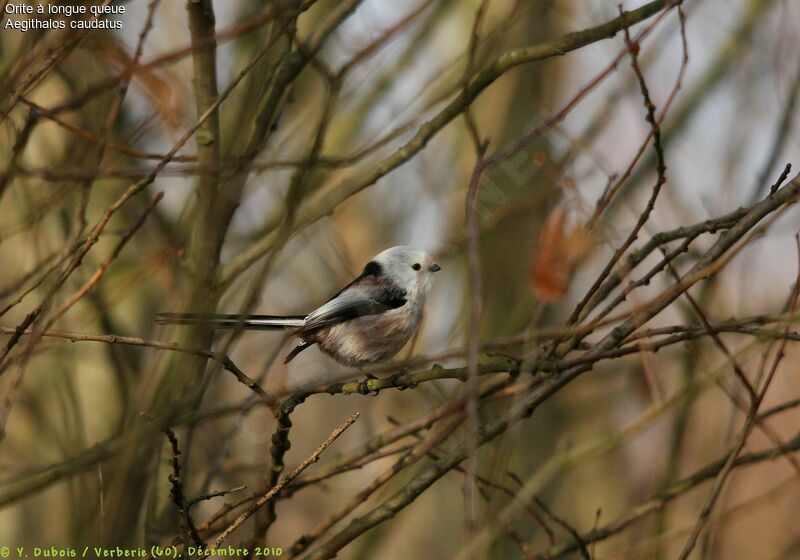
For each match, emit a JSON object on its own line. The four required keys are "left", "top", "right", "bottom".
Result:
{"left": 357, "top": 373, "right": 380, "bottom": 396}
{"left": 389, "top": 370, "right": 413, "bottom": 391}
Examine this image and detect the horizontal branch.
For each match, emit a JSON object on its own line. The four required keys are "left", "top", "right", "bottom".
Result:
{"left": 0, "top": 327, "right": 275, "bottom": 408}
{"left": 284, "top": 362, "right": 515, "bottom": 400}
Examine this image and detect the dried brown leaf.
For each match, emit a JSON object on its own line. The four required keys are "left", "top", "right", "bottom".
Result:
{"left": 530, "top": 204, "right": 592, "bottom": 302}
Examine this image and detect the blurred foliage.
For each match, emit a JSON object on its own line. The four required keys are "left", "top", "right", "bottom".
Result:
{"left": 1, "top": 0, "right": 800, "bottom": 558}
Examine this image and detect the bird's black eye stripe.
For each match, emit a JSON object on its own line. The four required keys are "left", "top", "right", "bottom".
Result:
{"left": 411, "top": 263, "right": 421, "bottom": 271}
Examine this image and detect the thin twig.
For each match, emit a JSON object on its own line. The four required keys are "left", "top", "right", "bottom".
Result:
{"left": 165, "top": 429, "right": 205, "bottom": 547}
{"left": 0, "top": 327, "right": 275, "bottom": 406}
{"left": 212, "top": 412, "right": 359, "bottom": 548}
{"left": 677, "top": 233, "right": 800, "bottom": 558}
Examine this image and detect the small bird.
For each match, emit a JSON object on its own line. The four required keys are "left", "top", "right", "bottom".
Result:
{"left": 157, "top": 246, "right": 441, "bottom": 366}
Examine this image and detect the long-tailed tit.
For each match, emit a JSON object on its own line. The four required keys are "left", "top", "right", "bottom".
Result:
{"left": 157, "top": 246, "right": 441, "bottom": 366}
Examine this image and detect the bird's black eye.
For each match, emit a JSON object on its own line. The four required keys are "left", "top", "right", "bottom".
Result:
{"left": 411, "top": 263, "right": 421, "bottom": 271}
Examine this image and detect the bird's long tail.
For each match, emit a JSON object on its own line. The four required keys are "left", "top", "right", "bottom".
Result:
{"left": 156, "top": 313, "right": 305, "bottom": 330}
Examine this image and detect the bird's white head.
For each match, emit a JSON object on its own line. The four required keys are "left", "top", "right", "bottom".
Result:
{"left": 372, "top": 246, "right": 441, "bottom": 298}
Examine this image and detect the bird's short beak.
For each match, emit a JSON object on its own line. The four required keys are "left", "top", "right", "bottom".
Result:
{"left": 429, "top": 263, "right": 441, "bottom": 272}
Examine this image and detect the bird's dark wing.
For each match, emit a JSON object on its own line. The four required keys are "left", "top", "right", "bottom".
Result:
{"left": 303, "top": 275, "right": 406, "bottom": 332}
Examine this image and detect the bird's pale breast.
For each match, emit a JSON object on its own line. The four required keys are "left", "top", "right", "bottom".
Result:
{"left": 314, "top": 305, "right": 418, "bottom": 366}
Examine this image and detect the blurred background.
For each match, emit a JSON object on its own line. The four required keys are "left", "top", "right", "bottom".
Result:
{"left": 1, "top": 0, "right": 799, "bottom": 558}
